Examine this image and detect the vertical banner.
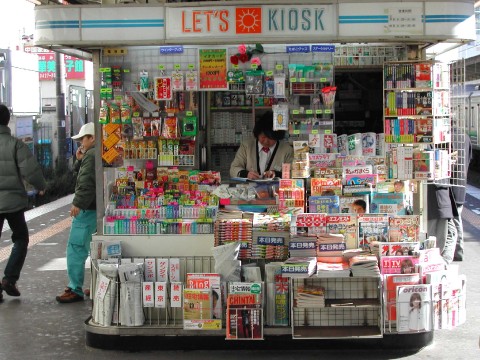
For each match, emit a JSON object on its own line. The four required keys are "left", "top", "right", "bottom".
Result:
{"left": 198, "top": 48, "right": 228, "bottom": 90}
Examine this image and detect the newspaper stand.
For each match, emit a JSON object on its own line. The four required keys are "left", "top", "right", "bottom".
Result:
{"left": 31, "top": 1, "right": 475, "bottom": 351}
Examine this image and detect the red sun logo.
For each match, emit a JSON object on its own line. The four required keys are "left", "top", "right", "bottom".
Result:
{"left": 236, "top": 7, "right": 262, "bottom": 34}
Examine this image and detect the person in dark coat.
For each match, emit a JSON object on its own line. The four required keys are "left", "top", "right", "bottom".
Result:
{"left": 451, "top": 131, "right": 473, "bottom": 261}
{"left": 426, "top": 184, "right": 457, "bottom": 264}
{"left": 0, "top": 104, "right": 46, "bottom": 301}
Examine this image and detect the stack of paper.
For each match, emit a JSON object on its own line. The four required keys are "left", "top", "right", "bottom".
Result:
{"left": 294, "top": 285, "right": 326, "bottom": 308}
{"left": 288, "top": 236, "right": 317, "bottom": 258}
{"left": 281, "top": 257, "right": 317, "bottom": 278}
{"left": 349, "top": 255, "right": 381, "bottom": 277}
{"left": 316, "top": 261, "right": 351, "bottom": 278}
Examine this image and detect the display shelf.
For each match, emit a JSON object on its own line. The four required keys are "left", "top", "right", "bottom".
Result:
{"left": 291, "top": 277, "right": 382, "bottom": 339}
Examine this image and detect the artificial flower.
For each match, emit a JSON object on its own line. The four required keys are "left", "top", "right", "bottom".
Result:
{"left": 239, "top": 53, "right": 249, "bottom": 63}
{"left": 250, "top": 57, "right": 261, "bottom": 66}
{"left": 238, "top": 44, "right": 247, "bottom": 55}
{"left": 230, "top": 55, "right": 239, "bottom": 65}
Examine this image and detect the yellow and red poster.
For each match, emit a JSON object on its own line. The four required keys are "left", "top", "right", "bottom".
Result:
{"left": 198, "top": 48, "right": 228, "bottom": 90}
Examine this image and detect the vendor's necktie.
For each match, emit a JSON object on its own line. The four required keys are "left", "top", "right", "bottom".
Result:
{"left": 262, "top": 146, "right": 270, "bottom": 153}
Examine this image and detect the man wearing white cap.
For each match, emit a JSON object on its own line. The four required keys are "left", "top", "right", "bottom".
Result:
{"left": 57, "top": 122, "right": 97, "bottom": 303}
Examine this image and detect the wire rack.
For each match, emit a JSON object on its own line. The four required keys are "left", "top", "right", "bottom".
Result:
{"left": 91, "top": 255, "right": 216, "bottom": 327}
{"left": 291, "top": 277, "right": 382, "bottom": 338}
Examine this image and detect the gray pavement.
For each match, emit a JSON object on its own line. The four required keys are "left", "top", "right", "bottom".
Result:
{"left": 0, "top": 191, "right": 479, "bottom": 359}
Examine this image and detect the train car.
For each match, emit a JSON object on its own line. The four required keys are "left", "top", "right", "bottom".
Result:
{"left": 451, "top": 85, "right": 480, "bottom": 166}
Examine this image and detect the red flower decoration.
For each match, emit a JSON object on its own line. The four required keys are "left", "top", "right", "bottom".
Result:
{"left": 230, "top": 55, "right": 239, "bottom": 65}
{"left": 239, "top": 53, "right": 249, "bottom": 63}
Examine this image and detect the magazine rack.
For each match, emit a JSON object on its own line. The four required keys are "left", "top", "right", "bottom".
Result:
{"left": 291, "top": 277, "right": 383, "bottom": 339}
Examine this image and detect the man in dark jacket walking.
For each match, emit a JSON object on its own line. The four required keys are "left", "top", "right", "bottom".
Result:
{"left": 56, "top": 122, "right": 97, "bottom": 303}
{"left": 0, "top": 104, "right": 46, "bottom": 302}
{"left": 451, "top": 131, "right": 473, "bottom": 261}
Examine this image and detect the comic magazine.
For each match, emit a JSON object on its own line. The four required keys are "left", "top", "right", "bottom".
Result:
{"left": 388, "top": 215, "right": 420, "bottom": 242}
{"left": 310, "top": 178, "right": 342, "bottom": 196}
{"left": 308, "top": 195, "right": 340, "bottom": 214}
{"left": 357, "top": 214, "right": 389, "bottom": 250}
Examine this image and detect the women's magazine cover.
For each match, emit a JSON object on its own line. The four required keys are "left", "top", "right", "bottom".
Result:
{"left": 396, "top": 284, "right": 432, "bottom": 332}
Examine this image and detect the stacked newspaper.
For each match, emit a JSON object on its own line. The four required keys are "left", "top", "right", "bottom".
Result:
{"left": 281, "top": 257, "right": 317, "bottom": 278}
{"left": 316, "top": 261, "right": 351, "bottom": 278}
{"left": 288, "top": 235, "right": 317, "bottom": 258}
{"left": 349, "top": 255, "right": 381, "bottom": 277}
{"left": 294, "top": 285, "right": 326, "bottom": 308}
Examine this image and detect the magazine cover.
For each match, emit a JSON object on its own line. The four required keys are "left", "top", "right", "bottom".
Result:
{"left": 326, "top": 214, "right": 358, "bottom": 250}
{"left": 226, "top": 282, "right": 263, "bottom": 340}
{"left": 380, "top": 255, "right": 419, "bottom": 275}
{"left": 388, "top": 215, "right": 420, "bottom": 242}
{"left": 310, "top": 178, "right": 342, "bottom": 196}
{"left": 396, "top": 284, "right": 432, "bottom": 332}
{"left": 339, "top": 195, "right": 369, "bottom": 214}
{"left": 274, "top": 269, "right": 289, "bottom": 326}
{"left": 370, "top": 192, "right": 407, "bottom": 215}
{"left": 384, "top": 273, "right": 420, "bottom": 323}
{"left": 308, "top": 195, "right": 340, "bottom": 214}
{"left": 357, "top": 214, "right": 389, "bottom": 250}
{"left": 185, "top": 273, "right": 222, "bottom": 320}
{"left": 344, "top": 173, "right": 378, "bottom": 186}
{"left": 378, "top": 241, "right": 420, "bottom": 257}
{"left": 183, "top": 288, "right": 212, "bottom": 323}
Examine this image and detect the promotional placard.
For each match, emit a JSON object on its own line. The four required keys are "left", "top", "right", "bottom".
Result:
{"left": 199, "top": 48, "right": 228, "bottom": 90}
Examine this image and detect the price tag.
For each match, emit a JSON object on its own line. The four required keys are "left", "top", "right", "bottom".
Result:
{"left": 186, "top": 111, "right": 193, "bottom": 116}
{"left": 300, "top": 78, "right": 306, "bottom": 83}
{"left": 133, "top": 112, "right": 140, "bottom": 117}
{"left": 99, "top": 68, "right": 111, "bottom": 73}
{"left": 158, "top": 65, "right": 165, "bottom": 70}
{"left": 290, "top": 78, "right": 297, "bottom": 82}
{"left": 266, "top": 71, "right": 274, "bottom": 76}
{"left": 320, "top": 77, "right": 327, "bottom": 82}
{"left": 251, "top": 64, "right": 258, "bottom": 69}
{"left": 325, "top": 130, "right": 332, "bottom": 134}
{"left": 311, "top": 129, "right": 318, "bottom": 134}
{"left": 292, "top": 110, "right": 300, "bottom": 115}
{"left": 233, "top": 64, "right": 239, "bottom": 69}
{"left": 315, "top": 109, "right": 323, "bottom": 114}
{"left": 293, "top": 130, "right": 300, "bottom": 135}
{"left": 123, "top": 69, "right": 130, "bottom": 73}
{"left": 325, "top": 109, "right": 332, "bottom": 114}
{"left": 188, "top": 64, "right": 195, "bottom": 70}
{"left": 276, "top": 64, "right": 284, "bottom": 70}
{"left": 174, "top": 64, "right": 181, "bottom": 70}
{"left": 306, "top": 109, "right": 313, "bottom": 115}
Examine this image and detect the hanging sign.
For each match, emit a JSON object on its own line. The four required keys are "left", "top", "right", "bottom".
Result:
{"left": 154, "top": 76, "right": 172, "bottom": 100}
{"left": 198, "top": 48, "right": 228, "bottom": 90}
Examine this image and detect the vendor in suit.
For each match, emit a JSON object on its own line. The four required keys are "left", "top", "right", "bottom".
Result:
{"left": 230, "top": 111, "right": 294, "bottom": 180}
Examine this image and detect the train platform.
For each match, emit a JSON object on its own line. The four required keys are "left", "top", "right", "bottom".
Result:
{"left": 0, "top": 190, "right": 479, "bottom": 359}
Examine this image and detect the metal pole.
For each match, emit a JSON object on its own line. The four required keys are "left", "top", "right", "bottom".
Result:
{"left": 55, "top": 51, "right": 67, "bottom": 169}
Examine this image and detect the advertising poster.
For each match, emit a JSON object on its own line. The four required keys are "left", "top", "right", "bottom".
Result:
{"left": 199, "top": 48, "right": 228, "bottom": 90}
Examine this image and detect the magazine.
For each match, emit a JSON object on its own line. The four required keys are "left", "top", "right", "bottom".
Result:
{"left": 308, "top": 195, "right": 340, "bottom": 214}
{"left": 384, "top": 273, "right": 420, "bottom": 323}
{"left": 380, "top": 255, "right": 419, "bottom": 275}
{"left": 339, "top": 195, "right": 369, "bottom": 214}
{"left": 388, "top": 215, "right": 420, "bottom": 242}
{"left": 310, "top": 178, "right": 342, "bottom": 196}
{"left": 396, "top": 284, "right": 432, "bottom": 332}
{"left": 226, "top": 282, "right": 263, "bottom": 340}
{"left": 357, "top": 214, "right": 389, "bottom": 250}
{"left": 185, "top": 273, "right": 222, "bottom": 320}
{"left": 370, "top": 192, "right": 407, "bottom": 215}
{"left": 326, "top": 214, "right": 358, "bottom": 250}
{"left": 183, "top": 288, "right": 212, "bottom": 322}
{"left": 378, "top": 241, "right": 420, "bottom": 257}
